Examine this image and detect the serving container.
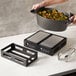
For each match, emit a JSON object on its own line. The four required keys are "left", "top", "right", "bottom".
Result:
{"left": 31, "top": 7, "right": 73, "bottom": 31}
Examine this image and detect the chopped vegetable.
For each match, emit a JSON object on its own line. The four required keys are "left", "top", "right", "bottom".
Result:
{"left": 38, "top": 8, "right": 68, "bottom": 20}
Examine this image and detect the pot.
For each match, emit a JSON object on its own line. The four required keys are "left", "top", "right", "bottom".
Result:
{"left": 31, "top": 7, "right": 74, "bottom": 31}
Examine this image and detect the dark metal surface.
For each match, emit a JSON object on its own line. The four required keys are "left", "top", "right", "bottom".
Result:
{"left": 49, "top": 69, "right": 76, "bottom": 76}
{"left": 40, "top": 35, "right": 64, "bottom": 48}
{"left": 27, "top": 30, "right": 50, "bottom": 43}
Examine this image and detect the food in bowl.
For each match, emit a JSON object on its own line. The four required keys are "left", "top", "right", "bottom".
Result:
{"left": 38, "top": 8, "right": 68, "bottom": 20}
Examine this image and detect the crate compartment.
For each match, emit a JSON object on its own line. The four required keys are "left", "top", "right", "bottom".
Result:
{"left": 1, "top": 43, "right": 38, "bottom": 67}
{"left": 39, "top": 35, "right": 67, "bottom": 55}
{"left": 40, "top": 35, "right": 64, "bottom": 48}
{"left": 26, "top": 30, "right": 50, "bottom": 43}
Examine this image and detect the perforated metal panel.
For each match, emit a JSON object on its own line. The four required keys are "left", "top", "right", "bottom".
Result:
{"left": 40, "top": 35, "right": 64, "bottom": 48}
{"left": 27, "top": 31, "right": 50, "bottom": 43}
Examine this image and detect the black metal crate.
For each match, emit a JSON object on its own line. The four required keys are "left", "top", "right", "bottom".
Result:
{"left": 1, "top": 43, "right": 38, "bottom": 67}
{"left": 24, "top": 30, "right": 67, "bottom": 56}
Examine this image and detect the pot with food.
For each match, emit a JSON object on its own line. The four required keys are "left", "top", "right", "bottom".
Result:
{"left": 31, "top": 7, "right": 73, "bottom": 31}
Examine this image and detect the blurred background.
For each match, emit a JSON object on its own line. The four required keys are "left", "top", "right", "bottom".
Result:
{"left": 0, "top": 0, "right": 76, "bottom": 37}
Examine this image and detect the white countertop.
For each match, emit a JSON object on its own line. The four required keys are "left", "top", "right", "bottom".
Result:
{"left": 0, "top": 25, "right": 76, "bottom": 76}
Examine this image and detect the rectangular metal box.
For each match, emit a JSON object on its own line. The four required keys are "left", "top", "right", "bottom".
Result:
{"left": 24, "top": 30, "right": 67, "bottom": 56}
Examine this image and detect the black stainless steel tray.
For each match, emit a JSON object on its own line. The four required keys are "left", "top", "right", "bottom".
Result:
{"left": 1, "top": 43, "right": 38, "bottom": 67}
{"left": 24, "top": 30, "right": 67, "bottom": 56}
